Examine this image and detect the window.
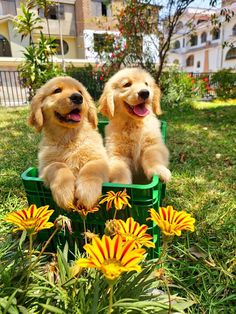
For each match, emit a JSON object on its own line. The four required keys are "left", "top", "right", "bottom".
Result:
{"left": 183, "top": 38, "right": 185, "bottom": 47}
{"left": 190, "top": 34, "right": 198, "bottom": 46}
{"left": 225, "top": 48, "right": 236, "bottom": 60}
{"left": 197, "top": 61, "right": 201, "bottom": 68}
{"left": 91, "top": 0, "right": 111, "bottom": 17}
{"left": 174, "top": 40, "right": 180, "bottom": 49}
{"left": 197, "top": 19, "right": 206, "bottom": 24}
{"left": 175, "top": 21, "right": 183, "bottom": 32}
{"left": 93, "top": 33, "right": 115, "bottom": 53}
{"left": 54, "top": 39, "right": 69, "bottom": 55}
{"left": 0, "top": 35, "right": 12, "bottom": 57}
{"left": 186, "top": 55, "right": 194, "bottom": 67}
{"left": 232, "top": 24, "right": 236, "bottom": 36}
{"left": 212, "top": 28, "right": 220, "bottom": 40}
{"left": 39, "top": 4, "right": 64, "bottom": 20}
{"left": 201, "top": 32, "right": 207, "bottom": 43}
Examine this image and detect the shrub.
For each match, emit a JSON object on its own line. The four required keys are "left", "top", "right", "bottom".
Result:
{"left": 67, "top": 64, "right": 104, "bottom": 100}
{"left": 160, "top": 68, "right": 206, "bottom": 109}
{"left": 211, "top": 69, "right": 236, "bottom": 99}
{"left": 18, "top": 33, "right": 64, "bottom": 100}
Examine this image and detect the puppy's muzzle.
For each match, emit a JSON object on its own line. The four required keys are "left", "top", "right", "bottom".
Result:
{"left": 138, "top": 89, "right": 149, "bottom": 100}
{"left": 69, "top": 93, "right": 83, "bottom": 105}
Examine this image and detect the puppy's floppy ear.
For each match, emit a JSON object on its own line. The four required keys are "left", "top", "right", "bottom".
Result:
{"left": 83, "top": 88, "right": 98, "bottom": 129}
{"left": 98, "top": 84, "right": 115, "bottom": 119}
{"left": 152, "top": 83, "right": 162, "bottom": 116}
{"left": 88, "top": 104, "right": 98, "bottom": 129}
{"left": 28, "top": 90, "right": 44, "bottom": 132}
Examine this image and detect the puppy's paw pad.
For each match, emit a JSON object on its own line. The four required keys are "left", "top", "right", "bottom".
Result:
{"left": 147, "top": 165, "right": 171, "bottom": 183}
{"left": 75, "top": 181, "right": 102, "bottom": 209}
{"left": 51, "top": 184, "right": 75, "bottom": 210}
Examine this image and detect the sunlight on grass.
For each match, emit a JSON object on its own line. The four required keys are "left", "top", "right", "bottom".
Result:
{"left": 193, "top": 99, "right": 236, "bottom": 109}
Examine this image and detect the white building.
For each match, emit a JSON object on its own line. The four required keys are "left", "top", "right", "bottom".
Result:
{"left": 168, "top": 1, "right": 236, "bottom": 73}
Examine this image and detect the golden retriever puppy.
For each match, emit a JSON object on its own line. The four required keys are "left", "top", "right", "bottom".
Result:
{"left": 29, "top": 76, "right": 109, "bottom": 210}
{"left": 98, "top": 68, "right": 171, "bottom": 184}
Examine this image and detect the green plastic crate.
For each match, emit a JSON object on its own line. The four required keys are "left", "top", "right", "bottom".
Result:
{"left": 21, "top": 120, "right": 167, "bottom": 258}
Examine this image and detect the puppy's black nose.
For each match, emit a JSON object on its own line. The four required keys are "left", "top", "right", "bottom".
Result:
{"left": 69, "top": 93, "right": 83, "bottom": 105}
{"left": 138, "top": 89, "right": 150, "bottom": 100}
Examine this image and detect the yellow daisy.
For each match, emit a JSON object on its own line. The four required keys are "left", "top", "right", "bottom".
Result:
{"left": 75, "top": 235, "right": 145, "bottom": 282}
{"left": 4, "top": 204, "right": 54, "bottom": 234}
{"left": 117, "top": 217, "right": 155, "bottom": 248}
{"left": 99, "top": 190, "right": 131, "bottom": 211}
{"left": 148, "top": 206, "right": 195, "bottom": 237}
{"left": 73, "top": 204, "right": 100, "bottom": 217}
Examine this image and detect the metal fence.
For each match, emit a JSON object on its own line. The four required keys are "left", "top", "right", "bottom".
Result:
{"left": 0, "top": 71, "right": 29, "bottom": 107}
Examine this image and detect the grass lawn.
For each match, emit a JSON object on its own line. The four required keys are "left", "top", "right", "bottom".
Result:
{"left": 0, "top": 101, "right": 235, "bottom": 313}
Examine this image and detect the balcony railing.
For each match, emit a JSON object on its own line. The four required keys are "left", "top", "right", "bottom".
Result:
{"left": 0, "top": 71, "right": 29, "bottom": 107}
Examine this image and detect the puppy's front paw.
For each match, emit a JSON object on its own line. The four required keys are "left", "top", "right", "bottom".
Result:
{"left": 75, "top": 180, "right": 102, "bottom": 209}
{"left": 146, "top": 165, "right": 171, "bottom": 183}
{"left": 51, "top": 182, "right": 75, "bottom": 210}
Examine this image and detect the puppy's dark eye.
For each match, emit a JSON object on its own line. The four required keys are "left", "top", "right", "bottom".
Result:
{"left": 123, "top": 82, "right": 132, "bottom": 88}
{"left": 53, "top": 88, "right": 62, "bottom": 94}
{"left": 145, "top": 82, "right": 148, "bottom": 86}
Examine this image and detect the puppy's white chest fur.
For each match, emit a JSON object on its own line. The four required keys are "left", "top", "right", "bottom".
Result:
{"left": 105, "top": 116, "right": 161, "bottom": 172}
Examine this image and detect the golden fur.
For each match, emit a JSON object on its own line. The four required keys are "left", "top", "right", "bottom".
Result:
{"left": 29, "top": 76, "right": 109, "bottom": 210}
{"left": 99, "top": 68, "right": 171, "bottom": 184}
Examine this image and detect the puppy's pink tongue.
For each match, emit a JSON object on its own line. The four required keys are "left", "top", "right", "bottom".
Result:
{"left": 133, "top": 103, "right": 150, "bottom": 117}
{"left": 67, "top": 113, "right": 81, "bottom": 122}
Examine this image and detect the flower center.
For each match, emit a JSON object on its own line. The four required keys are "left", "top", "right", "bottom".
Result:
{"left": 101, "top": 259, "right": 124, "bottom": 281}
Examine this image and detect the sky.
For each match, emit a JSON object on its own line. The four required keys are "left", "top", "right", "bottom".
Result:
{"left": 154, "top": 0, "right": 222, "bottom": 9}
{"left": 190, "top": 0, "right": 221, "bottom": 8}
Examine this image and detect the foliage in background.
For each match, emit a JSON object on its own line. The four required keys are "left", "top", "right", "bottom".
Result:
{"left": 14, "top": 2, "right": 43, "bottom": 44}
{"left": 94, "top": 0, "right": 158, "bottom": 82}
{"left": 160, "top": 67, "right": 206, "bottom": 109}
{"left": 14, "top": 0, "right": 64, "bottom": 99}
{"left": 211, "top": 68, "right": 236, "bottom": 99}
{"left": 67, "top": 64, "right": 104, "bottom": 100}
{"left": 18, "top": 33, "right": 63, "bottom": 99}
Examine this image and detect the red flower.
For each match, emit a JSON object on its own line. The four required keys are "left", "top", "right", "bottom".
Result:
{"left": 99, "top": 76, "right": 103, "bottom": 81}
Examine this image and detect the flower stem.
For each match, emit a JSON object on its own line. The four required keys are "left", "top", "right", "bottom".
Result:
{"left": 108, "top": 284, "right": 114, "bottom": 314}
{"left": 113, "top": 209, "right": 117, "bottom": 220}
{"left": 25, "top": 234, "right": 33, "bottom": 286}
{"left": 29, "top": 234, "right": 33, "bottom": 261}
{"left": 163, "top": 276, "right": 171, "bottom": 314}
{"left": 31, "top": 228, "right": 58, "bottom": 269}
{"left": 157, "top": 238, "right": 169, "bottom": 266}
{"left": 83, "top": 217, "right": 87, "bottom": 245}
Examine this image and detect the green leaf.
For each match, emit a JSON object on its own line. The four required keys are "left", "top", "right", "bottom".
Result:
{"left": 18, "top": 230, "right": 27, "bottom": 249}
{"left": 38, "top": 304, "right": 66, "bottom": 314}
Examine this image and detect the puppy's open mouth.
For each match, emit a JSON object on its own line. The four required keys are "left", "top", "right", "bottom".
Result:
{"left": 55, "top": 108, "right": 81, "bottom": 123}
{"left": 124, "top": 102, "right": 150, "bottom": 117}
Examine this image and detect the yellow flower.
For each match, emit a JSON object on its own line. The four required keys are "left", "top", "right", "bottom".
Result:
{"left": 148, "top": 206, "right": 195, "bottom": 237}
{"left": 4, "top": 204, "right": 54, "bottom": 234}
{"left": 99, "top": 190, "right": 131, "bottom": 210}
{"left": 117, "top": 217, "right": 155, "bottom": 248}
{"left": 75, "top": 235, "right": 145, "bottom": 282}
{"left": 73, "top": 204, "right": 100, "bottom": 217}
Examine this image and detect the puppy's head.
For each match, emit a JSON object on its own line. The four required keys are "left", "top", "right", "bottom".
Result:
{"left": 29, "top": 76, "right": 97, "bottom": 132}
{"left": 98, "top": 68, "right": 162, "bottom": 120}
